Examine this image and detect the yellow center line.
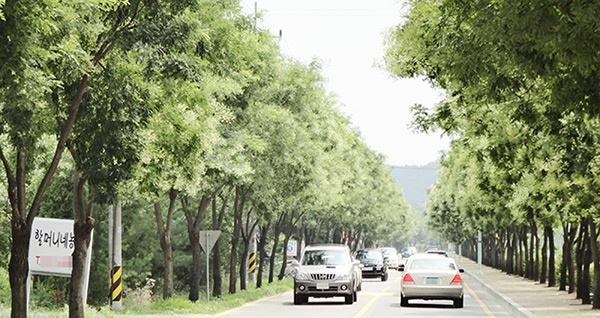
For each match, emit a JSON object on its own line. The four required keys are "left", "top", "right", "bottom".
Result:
{"left": 353, "top": 277, "right": 401, "bottom": 318}
{"left": 464, "top": 281, "right": 496, "bottom": 318}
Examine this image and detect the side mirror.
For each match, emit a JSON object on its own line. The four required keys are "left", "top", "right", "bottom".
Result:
{"left": 291, "top": 259, "right": 300, "bottom": 267}
{"left": 459, "top": 268, "right": 464, "bottom": 273}
{"left": 397, "top": 264, "right": 405, "bottom": 271}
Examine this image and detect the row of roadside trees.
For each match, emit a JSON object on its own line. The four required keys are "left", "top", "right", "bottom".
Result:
{"left": 0, "top": 1, "right": 414, "bottom": 317}
{"left": 383, "top": 0, "right": 600, "bottom": 310}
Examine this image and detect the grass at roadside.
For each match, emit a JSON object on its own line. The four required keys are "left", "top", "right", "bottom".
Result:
{"left": 0, "top": 278, "right": 293, "bottom": 317}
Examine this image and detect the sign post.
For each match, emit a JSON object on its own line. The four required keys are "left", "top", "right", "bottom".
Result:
{"left": 199, "top": 230, "right": 221, "bottom": 302}
{"left": 287, "top": 239, "right": 297, "bottom": 258}
{"left": 28, "top": 217, "right": 93, "bottom": 312}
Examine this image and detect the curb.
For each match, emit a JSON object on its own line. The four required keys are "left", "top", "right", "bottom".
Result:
{"left": 465, "top": 270, "right": 536, "bottom": 318}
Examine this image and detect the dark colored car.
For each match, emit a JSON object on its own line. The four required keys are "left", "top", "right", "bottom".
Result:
{"left": 355, "top": 248, "right": 388, "bottom": 281}
{"left": 401, "top": 246, "right": 417, "bottom": 258}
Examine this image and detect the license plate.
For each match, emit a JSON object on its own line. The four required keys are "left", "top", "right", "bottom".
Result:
{"left": 316, "top": 283, "right": 329, "bottom": 290}
{"left": 363, "top": 267, "right": 372, "bottom": 271}
{"left": 426, "top": 277, "right": 441, "bottom": 285}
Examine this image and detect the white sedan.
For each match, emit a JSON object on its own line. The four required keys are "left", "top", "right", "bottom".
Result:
{"left": 399, "top": 254, "right": 464, "bottom": 308}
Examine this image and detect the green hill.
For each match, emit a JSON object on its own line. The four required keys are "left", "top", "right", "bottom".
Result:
{"left": 391, "top": 162, "right": 439, "bottom": 211}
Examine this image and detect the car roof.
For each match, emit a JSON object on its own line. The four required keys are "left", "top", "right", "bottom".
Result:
{"left": 304, "top": 244, "right": 350, "bottom": 251}
{"left": 426, "top": 249, "right": 448, "bottom": 253}
{"left": 409, "top": 253, "right": 452, "bottom": 260}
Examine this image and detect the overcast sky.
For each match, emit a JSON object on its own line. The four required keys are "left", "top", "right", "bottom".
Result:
{"left": 242, "top": 0, "right": 450, "bottom": 166}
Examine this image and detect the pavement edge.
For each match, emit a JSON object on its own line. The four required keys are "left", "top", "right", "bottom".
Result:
{"left": 465, "top": 270, "right": 536, "bottom": 318}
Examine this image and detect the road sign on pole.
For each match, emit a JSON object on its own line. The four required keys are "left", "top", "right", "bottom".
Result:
{"left": 199, "top": 230, "right": 221, "bottom": 253}
{"left": 286, "top": 240, "right": 297, "bottom": 258}
{"left": 199, "top": 230, "right": 221, "bottom": 301}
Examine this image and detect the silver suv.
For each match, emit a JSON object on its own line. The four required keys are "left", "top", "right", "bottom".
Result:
{"left": 291, "top": 244, "right": 362, "bottom": 305}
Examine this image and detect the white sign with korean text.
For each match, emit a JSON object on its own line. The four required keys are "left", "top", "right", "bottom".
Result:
{"left": 29, "top": 218, "right": 75, "bottom": 276}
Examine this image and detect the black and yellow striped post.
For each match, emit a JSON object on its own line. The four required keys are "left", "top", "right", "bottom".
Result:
{"left": 110, "top": 265, "right": 123, "bottom": 306}
{"left": 248, "top": 252, "right": 257, "bottom": 274}
{"left": 109, "top": 204, "right": 123, "bottom": 310}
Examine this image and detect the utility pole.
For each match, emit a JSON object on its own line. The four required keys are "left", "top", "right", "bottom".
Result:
{"left": 248, "top": 229, "right": 257, "bottom": 283}
{"left": 477, "top": 230, "right": 482, "bottom": 275}
{"left": 109, "top": 203, "right": 123, "bottom": 310}
{"left": 253, "top": 2, "right": 257, "bottom": 32}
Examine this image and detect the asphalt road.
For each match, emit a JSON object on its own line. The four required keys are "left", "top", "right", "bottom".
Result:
{"left": 215, "top": 267, "right": 513, "bottom": 318}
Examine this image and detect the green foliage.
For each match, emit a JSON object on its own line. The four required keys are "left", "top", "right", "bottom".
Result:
{"left": 1, "top": 0, "right": 414, "bottom": 313}
{"left": 124, "top": 278, "right": 293, "bottom": 315}
{"left": 30, "top": 277, "right": 68, "bottom": 309}
{"left": 0, "top": 267, "right": 9, "bottom": 303}
{"left": 0, "top": 209, "right": 8, "bottom": 269}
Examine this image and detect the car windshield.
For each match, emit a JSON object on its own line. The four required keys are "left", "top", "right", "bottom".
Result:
{"left": 302, "top": 250, "right": 349, "bottom": 266}
{"left": 409, "top": 259, "right": 456, "bottom": 271}
{"left": 355, "top": 250, "right": 382, "bottom": 261}
{"left": 380, "top": 248, "right": 397, "bottom": 256}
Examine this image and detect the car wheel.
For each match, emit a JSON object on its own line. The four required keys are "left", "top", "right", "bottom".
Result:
{"left": 381, "top": 272, "right": 388, "bottom": 281}
{"left": 454, "top": 296, "right": 464, "bottom": 308}
{"left": 345, "top": 293, "right": 354, "bottom": 304}
{"left": 400, "top": 294, "right": 408, "bottom": 307}
{"left": 294, "top": 292, "right": 307, "bottom": 305}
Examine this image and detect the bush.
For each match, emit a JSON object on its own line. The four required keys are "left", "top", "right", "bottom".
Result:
{"left": 30, "top": 277, "right": 68, "bottom": 309}
{"left": 0, "top": 267, "right": 10, "bottom": 304}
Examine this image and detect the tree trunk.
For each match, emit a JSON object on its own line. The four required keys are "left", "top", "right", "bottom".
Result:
{"left": 188, "top": 229, "right": 201, "bottom": 302}
{"left": 278, "top": 233, "right": 291, "bottom": 281}
{"left": 183, "top": 195, "right": 211, "bottom": 302}
{"left": 278, "top": 210, "right": 303, "bottom": 280}
{"left": 559, "top": 222, "right": 569, "bottom": 291}
{"left": 588, "top": 217, "right": 600, "bottom": 309}
{"left": 69, "top": 218, "right": 94, "bottom": 318}
{"left": 526, "top": 222, "right": 535, "bottom": 279}
{"left": 581, "top": 218, "right": 591, "bottom": 304}
{"left": 228, "top": 186, "right": 242, "bottom": 294}
{"left": 235, "top": 185, "right": 256, "bottom": 291}
{"left": 540, "top": 225, "right": 548, "bottom": 284}
{"left": 69, "top": 169, "right": 94, "bottom": 318}
{"left": 211, "top": 188, "right": 229, "bottom": 297}
{"left": 533, "top": 223, "right": 541, "bottom": 280}
{"left": 568, "top": 223, "right": 577, "bottom": 293}
{"left": 4, "top": 74, "right": 86, "bottom": 318}
{"left": 9, "top": 216, "right": 30, "bottom": 318}
{"left": 228, "top": 213, "right": 240, "bottom": 293}
{"left": 212, "top": 239, "right": 222, "bottom": 297}
{"left": 154, "top": 188, "right": 178, "bottom": 299}
{"left": 547, "top": 225, "right": 556, "bottom": 287}
{"left": 239, "top": 241, "right": 249, "bottom": 290}
{"left": 256, "top": 224, "right": 269, "bottom": 288}
{"left": 497, "top": 229, "right": 505, "bottom": 271}
{"left": 269, "top": 212, "right": 286, "bottom": 283}
{"left": 507, "top": 229, "right": 516, "bottom": 274}
{"left": 519, "top": 226, "right": 527, "bottom": 277}
{"left": 576, "top": 219, "right": 585, "bottom": 299}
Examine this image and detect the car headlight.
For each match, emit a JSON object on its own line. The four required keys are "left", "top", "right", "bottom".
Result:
{"left": 294, "top": 270, "right": 310, "bottom": 280}
{"left": 336, "top": 273, "right": 351, "bottom": 281}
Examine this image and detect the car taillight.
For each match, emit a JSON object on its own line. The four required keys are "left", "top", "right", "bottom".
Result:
{"left": 450, "top": 274, "right": 462, "bottom": 285}
{"left": 403, "top": 273, "right": 415, "bottom": 284}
